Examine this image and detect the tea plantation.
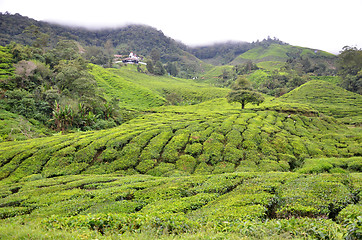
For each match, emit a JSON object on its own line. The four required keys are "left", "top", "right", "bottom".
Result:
{"left": 0, "top": 70, "right": 361, "bottom": 239}
{"left": 280, "top": 80, "right": 362, "bottom": 125}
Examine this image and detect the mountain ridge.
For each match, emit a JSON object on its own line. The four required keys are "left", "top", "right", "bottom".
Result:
{"left": 1, "top": 12, "right": 336, "bottom": 68}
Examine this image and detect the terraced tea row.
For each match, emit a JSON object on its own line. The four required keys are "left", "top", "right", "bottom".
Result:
{"left": 280, "top": 80, "right": 362, "bottom": 125}
{"left": 0, "top": 109, "right": 360, "bottom": 182}
{"left": 0, "top": 172, "right": 360, "bottom": 238}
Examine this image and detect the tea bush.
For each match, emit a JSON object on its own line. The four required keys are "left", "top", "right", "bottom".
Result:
{"left": 0, "top": 97, "right": 361, "bottom": 181}
{"left": 276, "top": 175, "right": 353, "bottom": 219}
{"left": 0, "top": 172, "right": 360, "bottom": 238}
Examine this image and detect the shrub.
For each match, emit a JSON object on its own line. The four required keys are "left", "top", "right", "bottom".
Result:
{"left": 236, "top": 160, "right": 259, "bottom": 172}
{"left": 139, "top": 131, "right": 172, "bottom": 161}
{"left": 162, "top": 133, "right": 189, "bottom": 163}
{"left": 92, "top": 119, "right": 117, "bottom": 130}
{"left": 277, "top": 153, "right": 299, "bottom": 169}
{"left": 348, "top": 157, "right": 362, "bottom": 172}
{"left": 277, "top": 175, "right": 353, "bottom": 218}
{"left": 258, "top": 160, "right": 289, "bottom": 172}
{"left": 212, "top": 162, "right": 235, "bottom": 174}
{"left": 176, "top": 155, "right": 197, "bottom": 174}
{"left": 135, "top": 159, "right": 157, "bottom": 174}
{"left": 146, "top": 162, "right": 175, "bottom": 176}
{"left": 296, "top": 158, "right": 334, "bottom": 174}
{"left": 223, "top": 144, "right": 243, "bottom": 164}
{"left": 110, "top": 143, "right": 141, "bottom": 171}
{"left": 184, "top": 143, "right": 203, "bottom": 157}
{"left": 203, "top": 135, "right": 224, "bottom": 165}
{"left": 276, "top": 204, "right": 320, "bottom": 218}
{"left": 337, "top": 204, "right": 362, "bottom": 223}
{"left": 225, "top": 129, "right": 242, "bottom": 147}
{"left": 99, "top": 147, "right": 117, "bottom": 162}
{"left": 194, "top": 162, "right": 213, "bottom": 175}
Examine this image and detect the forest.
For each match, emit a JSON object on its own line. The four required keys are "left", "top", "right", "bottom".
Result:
{"left": 0, "top": 12, "right": 361, "bottom": 239}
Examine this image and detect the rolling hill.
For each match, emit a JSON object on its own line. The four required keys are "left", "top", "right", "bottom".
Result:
{"left": 0, "top": 95, "right": 361, "bottom": 238}
{"left": 279, "top": 80, "right": 362, "bottom": 124}
{"left": 0, "top": 95, "right": 360, "bottom": 183}
{"left": 0, "top": 13, "right": 211, "bottom": 76}
{"left": 0, "top": 12, "right": 361, "bottom": 240}
{"left": 231, "top": 44, "right": 333, "bottom": 63}
{"left": 90, "top": 64, "right": 230, "bottom": 110}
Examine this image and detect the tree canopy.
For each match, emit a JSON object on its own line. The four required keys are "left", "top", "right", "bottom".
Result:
{"left": 226, "top": 76, "right": 264, "bottom": 109}
{"left": 227, "top": 89, "right": 264, "bottom": 109}
{"left": 337, "top": 46, "right": 362, "bottom": 94}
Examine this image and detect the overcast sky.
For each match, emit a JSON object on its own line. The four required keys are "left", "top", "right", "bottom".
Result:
{"left": 1, "top": 0, "right": 361, "bottom": 54}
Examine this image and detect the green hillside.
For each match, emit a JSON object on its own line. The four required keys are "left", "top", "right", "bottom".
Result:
{"left": 1, "top": 12, "right": 361, "bottom": 240}
{"left": 90, "top": 64, "right": 229, "bottom": 109}
{"left": 0, "top": 109, "right": 48, "bottom": 141}
{"left": 1, "top": 98, "right": 360, "bottom": 183}
{"left": 90, "top": 65, "right": 166, "bottom": 110}
{"left": 0, "top": 97, "right": 361, "bottom": 238}
{"left": 280, "top": 80, "right": 362, "bottom": 125}
{"left": 0, "top": 172, "right": 361, "bottom": 239}
{"left": 231, "top": 44, "right": 335, "bottom": 64}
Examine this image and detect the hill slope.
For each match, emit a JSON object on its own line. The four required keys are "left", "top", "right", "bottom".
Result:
{"left": 90, "top": 64, "right": 230, "bottom": 110}
{"left": 279, "top": 80, "right": 362, "bottom": 124}
{"left": 0, "top": 109, "right": 48, "bottom": 141}
{"left": 0, "top": 172, "right": 360, "bottom": 239}
{"left": 0, "top": 13, "right": 211, "bottom": 76}
{"left": 231, "top": 43, "right": 335, "bottom": 64}
{"left": 0, "top": 98, "right": 360, "bottom": 183}
{"left": 0, "top": 13, "right": 185, "bottom": 57}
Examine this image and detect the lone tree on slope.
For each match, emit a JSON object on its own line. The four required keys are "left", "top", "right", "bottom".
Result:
{"left": 226, "top": 76, "right": 265, "bottom": 109}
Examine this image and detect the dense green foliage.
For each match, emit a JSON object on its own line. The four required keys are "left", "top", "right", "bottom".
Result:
{"left": 0, "top": 172, "right": 361, "bottom": 239}
{"left": 1, "top": 11, "right": 361, "bottom": 240}
{"left": 90, "top": 64, "right": 229, "bottom": 109}
{"left": 0, "top": 109, "right": 48, "bottom": 141}
{"left": 0, "top": 43, "right": 123, "bottom": 133}
{"left": 0, "top": 45, "right": 14, "bottom": 82}
{"left": 0, "top": 12, "right": 211, "bottom": 77}
{"left": 280, "top": 80, "right": 362, "bottom": 125}
{"left": 0, "top": 99, "right": 360, "bottom": 182}
{"left": 337, "top": 46, "right": 362, "bottom": 94}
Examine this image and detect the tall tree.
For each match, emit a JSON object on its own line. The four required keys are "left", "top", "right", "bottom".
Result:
{"left": 337, "top": 46, "right": 362, "bottom": 94}
{"left": 150, "top": 48, "right": 161, "bottom": 62}
{"left": 227, "top": 75, "right": 264, "bottom": 109}
{"left": 227, "top": 90, "right": 264, "bottom": 109}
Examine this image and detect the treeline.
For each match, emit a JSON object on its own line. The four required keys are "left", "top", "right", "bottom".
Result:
{"left": 0, "top": 12, "right": 185, "bottom": 55}
{"left": 214, "top": 60, "right": 319, "bottom": 96}
{"left": 337, "top": 46, "right": 362, "bottom": 94}
{"left": 0, "top": 42, "right": 126, "bottom": 133}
